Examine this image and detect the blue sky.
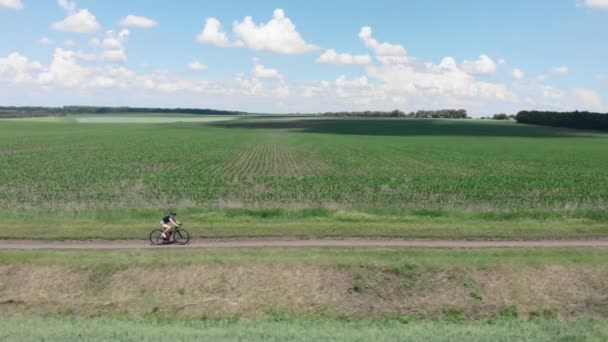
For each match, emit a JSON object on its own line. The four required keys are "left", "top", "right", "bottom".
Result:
{"left": 0, "top": 0, "right": 606, "bottom": 115}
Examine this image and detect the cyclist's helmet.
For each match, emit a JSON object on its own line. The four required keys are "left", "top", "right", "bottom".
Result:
{"left": 170, "top": 211, "right": 177, "bottom": 216}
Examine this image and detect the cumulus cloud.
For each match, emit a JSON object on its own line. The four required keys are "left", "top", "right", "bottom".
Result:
{"left": 37, "top": 48, "right": 90, "bottom": 87}
{"left": 102, "top": 29, "right": 129, "bottom": 49}
{"left": 366, "top": 56, "right": 516, "bottom": 109}
{"left": 359, "top": 26, "right": 408, "bottom": 64}
{"left": 252, "top": 63, "right": 283, "bottom": 80}
{"left": 188, "top": 61, "right": 208, "bottom": 71}
{"left": 58, "top": 0, "right": 76, "bottom": 12}
{"left": 460, "top": 54, "right": 497, "bottom": 75}
{"left": 335, "top": 75, "right": 369, "bottom": 88}
{"left": 101, "top": 49, "right": 127, "bottom": 63}
{"left": 73, "top": 30, "right": 129, "bottom": 63}
{"left": 100, "top": 29, "right": 129, "bottom": 62}
{"left": 573, "top": 87, "right": 603, "bottom": 110}
{"left": 64, "top": 39, "right": 75, "bottom": 47}
{"left": 196, "top": 18, "right": 234, "bottom": 47}
{"left": 197, "top": 9, "right": 317, "bottom": 54}
{"left": 552, "top": 66, "right": 569, "bottom": 74}
{"left": 578, "top": 0, "right": 608, "bottom": 9}
{"left": 0, "top": 52, "right": 42, "bottom": 83}
{"left": 119, "top": 15, "right": 158, "bottom": 28}
{"left": 88, "top": 37, "right": 101, "bottom": 47}
{"left": 512, "top": 68, "right": 525, "bottom": 80}
{"left": 38, "top": 37, "right": 55, "bottom": 45}
{"left": 0, "top": 0, "right": 23, "bottom": 9}
{"left": 232, "top": 9, "right": 317, "bottom": 54}
{"left": 316, "top": 49, "right": 372, "bottom": 65}
{"left": 229, "top": 61, "right": 290, "bottom": 98}
{"left": 53, "top": 1, "right": 100, "bottom": 34}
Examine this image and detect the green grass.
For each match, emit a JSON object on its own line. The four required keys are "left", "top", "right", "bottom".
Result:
{"left": 2, "top": 206, "right": 608, "bottom": 240}
{"left": 1, "top": 247, "right": 607, "bottom": 269}
{"left": 2, "top": 116, "right": 608, "bottom": 239}
{"left": 1, "top": 315, "right": 607, "bottom": 342}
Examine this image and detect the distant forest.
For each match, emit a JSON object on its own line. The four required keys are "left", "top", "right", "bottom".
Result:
{"left": 516, "top": 110, "right": 608, "bottom": 131}
{"left": 0, "top": 106, "right": 247, "bottom": 118}
{"left": 319, "top": 109, "right": 468, "bottom": 118}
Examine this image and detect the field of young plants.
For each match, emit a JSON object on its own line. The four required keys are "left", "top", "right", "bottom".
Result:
{"left": 1, "top": 116, "right": 607, "bottom": 212}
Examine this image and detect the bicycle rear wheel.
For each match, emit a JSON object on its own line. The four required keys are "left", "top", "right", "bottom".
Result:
{"left": 173, "top": 229, "right": 190, "bottom": 245}
{"left": 149, "top": 229, "right": 166, "bottom": 245}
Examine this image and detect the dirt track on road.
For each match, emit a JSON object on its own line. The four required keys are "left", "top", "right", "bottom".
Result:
{"left": 1, "top": 238, "right": 608, "bottom": 249}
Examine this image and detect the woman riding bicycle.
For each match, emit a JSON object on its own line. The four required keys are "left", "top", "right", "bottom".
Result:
{"left": 160, "top": 211, "right": 178, "bottom": 240}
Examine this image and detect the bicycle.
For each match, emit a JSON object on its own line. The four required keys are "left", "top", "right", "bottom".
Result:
{"left": 149, "top": 222, "right": 190, "bottom": 245}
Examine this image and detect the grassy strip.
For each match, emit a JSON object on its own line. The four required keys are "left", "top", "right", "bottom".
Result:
{"left": 0, "top": 315, "right": 606, "bottom": 342}
{"left": 1, "top": 247, "right": 608, "bottom": 269}
{"left": 2, "top": 208, "right": 608, "bottom": 240}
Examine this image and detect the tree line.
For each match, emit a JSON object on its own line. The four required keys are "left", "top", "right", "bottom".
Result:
{"left": 0, "top": 106, "right": 246, "bottom": 118}
{"left": 319, "top": 109, "right": 468, "bottom": 118}
{"left": 515, "top": 110, "right": 608, "bottom": 131}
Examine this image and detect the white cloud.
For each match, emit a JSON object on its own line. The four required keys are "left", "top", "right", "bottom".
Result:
{"left": 511, "top": 68, "right": 525, "bottom": 80}
{"left": 102, "top": 49, "right": 127, "bottom": 63}
{"left": 58, "top": 0, "right": 76, "bottom": 12}
{"left": 235, "top": 72, "right": 289, "bottom": 98}
{"left": 0, "top": 52, "right": 42, "bottom": 83}
{"left": 335, "top": 75, "right": 369, "bottom": 88}
{"left": 196, "top": 18, "right": 234, "bottom": 47}
{"left": 552, "top": 66, "right": 569, "bottom": 74}
{"left": 88, "top": 38, "right": 100, "bottom": 47}
{"left": 100, "top": 29, "right": 129, "bottom": 62}
{"left": 197, "top": 10, "right": 317, "bottom": 54}
{"left": 460, "top": 54, "right": 497, "bottom": 75}
{"left": 38, "top": 37, "right": 55, "bottom": 45}
{"left": 301, "top": 80, "right": 330, "bottom": 98}
{"left": 119, "top": 15, "right": 158, "bottom": 28}
{"left": 573, "top": 87, "right": 603, "bottom": 111}
{"left": 232, "top": 9, "right": 318, "bottom": 54}
{"left": 103, "top": 29, "right": 129, "bottom": 49}
{"left": 53, "top": 9, "right": 100, "bottom": 33}
{"left": 252, "top": 63, "right": 283, "bottom": 80}
{"left": 64, "top": 39, "right": 75, "bottom": 47}
{"left": 578, "top": 0, "right": 608, "bottom": 9}
{"left": 37, "top": 48, "right": 90, "bottom": 87}
{"left": 0, "top": 0, "right": 23, "bottom": 9}
{"left": 70, "top": 30, "right": 129, "bottom": 63}
{"left": 359, "top": 26, "right": 408, "bottom": 64}
{"left": 366, "top": 56, "right": 517, "bottom": 108}
{"left": 75, "top": 50, "right": 98, "bottom": 61}
{"left": 188, "top": 61, "right": 208, "bottom": 71}
{"left": 316, "top": 49, "right": 372, "bottom": 65}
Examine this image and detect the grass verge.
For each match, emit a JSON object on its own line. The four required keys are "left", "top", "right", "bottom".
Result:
{"left": 2, "top": 208, "right": 608, "bottom": 240}
{"left": 1, "top": 315, "right": 607, "bottom": 342}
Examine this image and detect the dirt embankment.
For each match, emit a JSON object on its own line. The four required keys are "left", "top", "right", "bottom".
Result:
{"left": 1, "top": 263, "right": 607, "bottom": 319}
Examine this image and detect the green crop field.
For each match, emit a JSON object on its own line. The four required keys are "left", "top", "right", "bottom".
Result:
{"left": 2, "top": 116, "right": 608, "bottom": 239}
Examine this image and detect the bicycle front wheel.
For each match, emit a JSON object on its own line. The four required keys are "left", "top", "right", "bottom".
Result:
{"left": 173, "top": 229, "right": 190, "bottom": 245}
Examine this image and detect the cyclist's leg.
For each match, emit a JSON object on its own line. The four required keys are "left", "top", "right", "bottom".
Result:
{"left": 160, "top": 222, "right": 172, "bottom": 239}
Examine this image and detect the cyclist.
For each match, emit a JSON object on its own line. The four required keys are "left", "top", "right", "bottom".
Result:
{"left": 160, "top": 211, "right": 178, "bottom": 241}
